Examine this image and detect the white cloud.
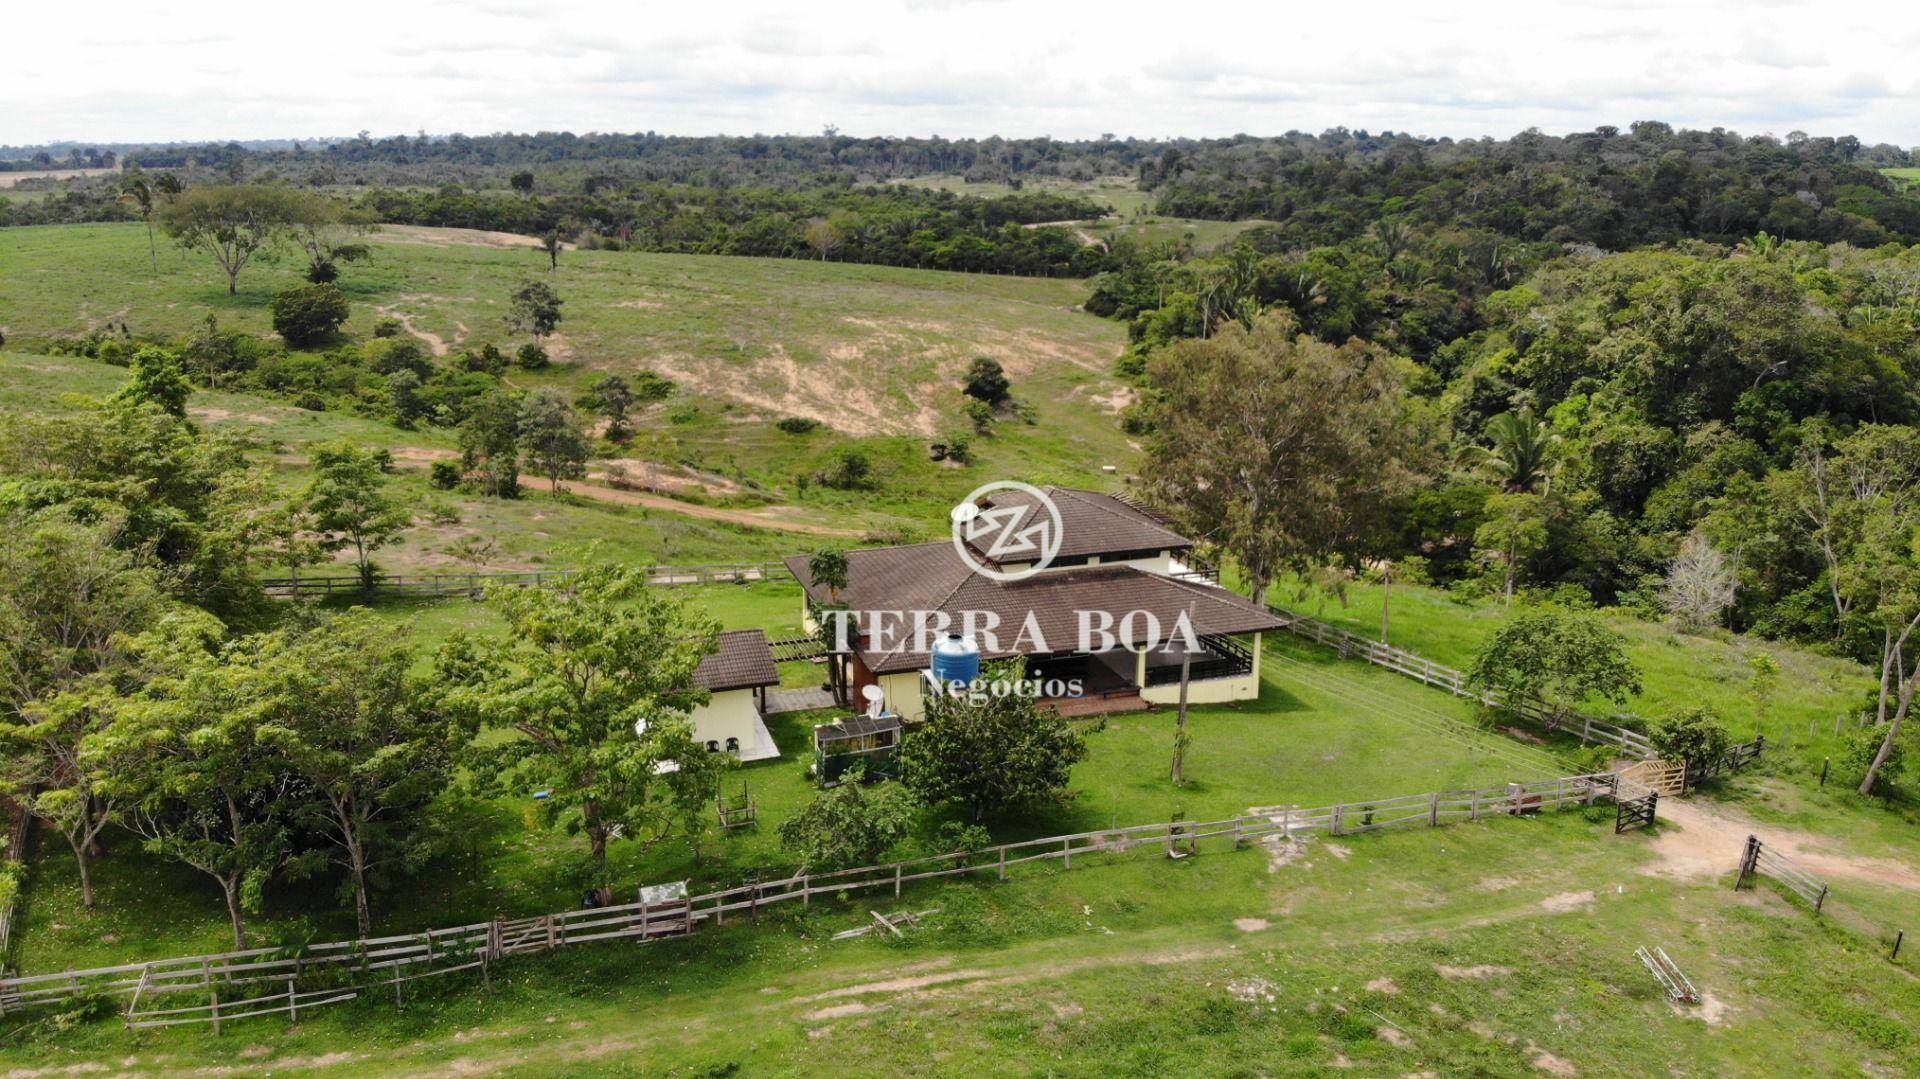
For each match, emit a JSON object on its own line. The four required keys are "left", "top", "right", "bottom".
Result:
{"left": 1, "top": 0, "right": 1915, "bottom": 147}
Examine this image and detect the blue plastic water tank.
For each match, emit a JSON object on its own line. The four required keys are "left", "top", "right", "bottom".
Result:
{"left": 930, "top": 633, "right": 981, "bottom": 686}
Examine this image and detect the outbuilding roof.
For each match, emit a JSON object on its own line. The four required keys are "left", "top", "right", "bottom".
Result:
{"left": 693, "top": 629, "right": 781, "bottom": 692}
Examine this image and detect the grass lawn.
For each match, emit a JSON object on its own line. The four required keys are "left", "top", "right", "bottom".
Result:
{"left": 4, "top": 617, "right": 1580, "bottom": 979}
{"left": 5, "top": 804, "right": 1915, "bottom": 1075}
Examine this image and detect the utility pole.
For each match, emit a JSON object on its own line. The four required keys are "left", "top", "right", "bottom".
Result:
{"left": 1380, "top": 561, "right": 1392, "bottom": 645}
{"left": 1171, "top": 648, "right": 1193, "bottom": 785}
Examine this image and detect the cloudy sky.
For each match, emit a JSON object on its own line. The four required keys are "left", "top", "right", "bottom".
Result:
{"left": 5, "top": 0, "right": 1916, "bottom": 147}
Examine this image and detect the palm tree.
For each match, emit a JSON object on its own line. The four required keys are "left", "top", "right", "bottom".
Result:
{"left": 1460, "top": 409, "right": 1560, "bottom": 493}
{"left": 118, "top": 176, "right": 157, "bottom": 271}
{"left": 1739, "top": 231, "right": 1783, "bottom": 262}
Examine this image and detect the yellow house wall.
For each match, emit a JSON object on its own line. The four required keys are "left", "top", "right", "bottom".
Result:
{"left": 688, "top": 689, "right": 761, "bottom": 750}
{"left": 878, "top": 671, "right": 927, "bottom": 722}
{"left": 1138, "top": 633, "right": 1264, "bottom": 706}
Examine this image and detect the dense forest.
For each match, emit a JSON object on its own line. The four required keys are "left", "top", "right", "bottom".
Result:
{"left": 12, "top": 123, "right": 1920, "bottom": 663}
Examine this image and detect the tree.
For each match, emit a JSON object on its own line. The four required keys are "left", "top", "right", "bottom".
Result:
{"left": 304, "top": 442, "right": 409, "bottom": 588}
{"left": 897, "top": 661, "right": 1087, "bottom": 821}
{"left": 804, "top": 217, "right": 846, "bottom": 261}
{"left": 581, "top": 374, "right": 637, "bottom": 442}
{"left": 118, "top": 174, "right": 158, "bottom": 271}
{"left": 113, "top": 347, "right": 192, "bottom": 420}
{"left": 158, "top": 184, "right": 306, "bottom": 294}
{"left": 0, "top": 520, "right": 164, "bottom": 909}
{"left": 779, "top": 780, "right": 915, "bottom": 870}
{"left": 88, "top": 612, "right": 307, "bottom": 948}
{"left": 518, "top": 388, "right": 590, "bottom": 493}
{"left": 806, "top": 548, "right": 852, "bottom": 702}
{"left": 1467, "top": 609, "right": 1643, "bottom": 724}
{"left": 270, "top": 283, "right": 351, "bottom": 347}
{"left": 961, "top": 357, "right": 1011, "bottom": 404}
{"left": 1473, "top": 493, "right": 1548, "bottom": 605}
{"left": 506, "top": 279, "right": 564, "bottom": 341}
{"left": 459, "top": 390, "right": 523, "bottom": 498}
{"left": 252, "top": 611, "right": 457, "bottom": 936}
{"left": 1659, "top": 531, "right": 1737, "bottom": 630}
{"left": 540, "top": 230, "right": 563, "bottom": 272}
{"left": 434, "top": 565, "right": 722, "bottom": 880}
{"left": 287, "top": 195, "right": 372, "bottom": 283}
{"left": 509, "top": 171, "right": 535, "bottom": 195}
{"left": 1648, "top": 706, "right": 1731, "bottom": 772}
{"left": 1141, "top": 312, "right": 1421, "bottom": 604}
{"left": 1460, "top": 409, "right": 1560, "bottom": 494}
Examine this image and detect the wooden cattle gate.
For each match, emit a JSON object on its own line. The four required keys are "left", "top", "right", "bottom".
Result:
{"left": 1269, "top": 610, "right": 1658, "bottom": 759}
{"left": 1736, "top": 834, "right": 1828, "bottom": 912}
{"left": 0, "top": 772, "right": 1637, "bottom": 1029}
{"left": 1612, "top": 778, "right": 1659, "bottom": 834}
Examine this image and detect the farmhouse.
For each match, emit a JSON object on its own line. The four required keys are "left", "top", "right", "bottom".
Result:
{"left": 688, "top": 628, "right": 782, "bottom": 760}
{"left": 786, "top": 486, "right": 1285, "bottom": 720}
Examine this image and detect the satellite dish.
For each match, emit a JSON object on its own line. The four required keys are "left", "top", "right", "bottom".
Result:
{"left": 860, "top": 684, "right": 886, "bottom": 716}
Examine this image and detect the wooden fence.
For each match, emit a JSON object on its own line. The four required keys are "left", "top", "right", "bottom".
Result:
{"left": 0, "top": 772, "right": 1631, "bottom": 1028}
{"left": 1269, "top": 608, "right": 1659, "bottom": 759}
{"left": 261, "top": 562, "right": 789, "bottom": 599}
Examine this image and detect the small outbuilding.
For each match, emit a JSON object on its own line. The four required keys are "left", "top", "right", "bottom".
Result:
{"left": 690, "top": 629, "right": 782, "bottom": 761}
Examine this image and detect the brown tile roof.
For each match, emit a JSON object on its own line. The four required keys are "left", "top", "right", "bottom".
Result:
{"left": 785, "top": 542, "right": 974, "bottom": 612}
{"left": 852, "top": 562, "right": 1286, "bottom": 674}
{"left": 971, "top": 486, "right": 1193, "bottom": 562}
{"left": 694, "top": 628, "right": 781, "bottom": 691}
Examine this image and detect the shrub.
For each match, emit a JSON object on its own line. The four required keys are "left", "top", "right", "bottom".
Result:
{"left": 460, "top": 343, "right": 508, "bottom": 377}
{"left": 1841, "top": 725, "right": 1905, "bottom": 790}
{"left": 428, "top": 460, "right": 463, "bottom": 490}
{"left": 963, "top": 397, "right": 995, "bottom": 434}
{"left": 295, "top": 391, "right": 328, "bottom": 411}
{"left": 815, "top": 447, "right": 874, "bottom": 490}
{"left": 515, "top": 343, "right": 550, "bottom": 370}
{"left": 372, "top": 317, "right": 403, "bottom": 338}
{"left": 961, "top": 356, "right": 1011, "bottom": 404}
{"left": 941, "top": 431, "right": 973, "bottom": 464}
{"left": 1648, "top": 706, "right": 1731, "bottom": 770}
{"left": 270, "top": 283, "right": 351, "bottom": 347}
{"left": 776, "top": 416, "right": 821, "bottom": 435}
{"left": 778, "top": 781, "right": 916, "bottom": 871}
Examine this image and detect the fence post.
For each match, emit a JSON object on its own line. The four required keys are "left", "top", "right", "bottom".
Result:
{"left": 1814, "top": 884, "right": 1828, "bottom": 914}
{"left": 287, "top": 978, "right": 298, "bottom": 1024}
{"left": 1429, "top": 792, "right": 1440, "bottom": 826}
{"left": 1736, "top": 835, "right": 1760, "bottom": 890}
{"left": 1893, "top": 931, "right": 1904, "bottom": 962}
{"left": 998, "top": 846, "right": 1007, "bottom": 881}
{"left": 1330, "top": 804, "right": 1344, "bottom": 836}
{"left": 894, "top": 864, "right": 902, "bottom": 898}
{"left": 1063, "top": 837, "right": 1072, "bottom": 869}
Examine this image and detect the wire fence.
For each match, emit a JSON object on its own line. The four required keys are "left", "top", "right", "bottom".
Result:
{"left": 1735, "top": 834, "right": 1910, "bottom": 966}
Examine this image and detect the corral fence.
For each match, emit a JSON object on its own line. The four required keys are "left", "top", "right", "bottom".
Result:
{"left": 0, "top": 771, "right": 1636, "bottom": 1029}
{"left": 1269, "top": 607, "right": 1659, "bottom": 759}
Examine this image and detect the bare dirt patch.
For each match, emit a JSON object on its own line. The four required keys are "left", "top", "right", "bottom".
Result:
{"left": 375, "top": 225, "right": 559, "bottom": 250}
{"left": 798, "top": 968, "right": 989, "bottom": 1003}
{"left": 1539, "top": 890, "right": 1595, "bottom": 913}
{"left": 1365, "top": 977, "right": 1400, "bottom": 994}
{"left": 1529, "top": 1045, "right": 1577, "bottom": 1076}
{"left": 1436, "top": 964, "right": 1513, "bottom": 980}
{"left": 374, "top": 296, "right": 462, "bottom": 356}
{"left": 0, "top": 167, "right": 116, "bottom": 187}
{"left": 1377, "top": 1025, "right": 1414, "bottom": 1048}
{"left": 1233, "top": 917, "right": 1271, "bottom": 932}
{"left": 804, "top": 1001, "right": 879, "bottom": 1021}
{"left": 1648, "top": 799, "right": 1920, "bottom": 892}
